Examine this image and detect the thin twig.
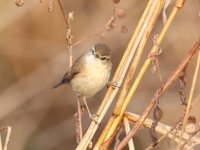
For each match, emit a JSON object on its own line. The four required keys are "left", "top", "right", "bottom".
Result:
{"left": 115, "top": 39, "right": 200, "bottom": 150}
{"left": 0, "top": 126, "right": 12, "bottom": 150}
{"left": 123, "top": 117, "right": 135, "bottom": 150}
{"left": 74, "top": 98, "right": 83, "bottom": 143}
{"left": 57, "top": 0, "right": 68, "bottom": 24}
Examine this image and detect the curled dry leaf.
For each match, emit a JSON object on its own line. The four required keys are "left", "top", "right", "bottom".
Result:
{"left": 15, "top": 0, "right": 24, "bottom": 6}
{"left": 178, "top": 67, "right": 187, "bottom": 105}
{"left": 149, "top": 105, "right": 163, "bottom": 147}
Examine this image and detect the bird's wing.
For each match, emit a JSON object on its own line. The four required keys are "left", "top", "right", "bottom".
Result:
{"left": 63, "top": 61, "right": 81, "bottom": 82}
{"left": 53, "top": 54, "right": 84, "bottom": 88}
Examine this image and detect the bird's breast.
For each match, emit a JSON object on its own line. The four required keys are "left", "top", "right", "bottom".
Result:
{"left": 70, "top": 56, "right": 112, "bottom": 97}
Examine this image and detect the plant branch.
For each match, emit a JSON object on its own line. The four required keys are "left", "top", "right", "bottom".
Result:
{"left": 115, "top": 38, "right": 200, "bottom": 150}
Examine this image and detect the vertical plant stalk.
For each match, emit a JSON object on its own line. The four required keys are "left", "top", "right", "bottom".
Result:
{"left": 123, "top": 117, "right": 135, "bottom": 150}
{"left": 177, "top": 48, "right": 200, "bottom": 150}
{"left": 115, "top": 39, "right": 200, "bottom": 150}
{"left": 76, "top": 98, "right": 83, "bottom": 143}
{"left": 76, "top": 0, "right": 157, "bottom": 149}
{"left": 95, "top": 0, "right": 165, "bottom": 149}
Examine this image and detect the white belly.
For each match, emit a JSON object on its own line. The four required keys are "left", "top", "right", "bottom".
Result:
{"left": 70, "top": 55, "right": 111, "bottom": 97}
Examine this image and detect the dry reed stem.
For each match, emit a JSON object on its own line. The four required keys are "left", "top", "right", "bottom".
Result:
{"left": 177, "top": 49, "right": 200, "bottom": 150}
{"left": 124, "top": 112, "right": 200, "bottom": 149}
{"left": 95, "top": 0, "right": 167, "bottom": 148}
{"left": 123, "top": 117, "right": 135, "bottom": 150}
{"left": 115, "top": 38, "right": 200, "bottom": 150}
{"left": 76, "top": 0, "right": 158, "bottom": 149}
{"left": 94, "top": 0, "right": 165, "bottom": 149}
{"left": 0, "top": 126, "right": 12, "bottom": 150}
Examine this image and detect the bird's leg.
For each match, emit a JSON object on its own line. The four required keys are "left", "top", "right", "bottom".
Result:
{"left": 107, "top": 81, "right": 120, "bottom": 88}
{"left": 82, "top": 96, "right": 100, "bottom": 124}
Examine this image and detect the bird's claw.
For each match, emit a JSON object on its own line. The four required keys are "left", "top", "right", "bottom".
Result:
{"left": 107, "top": 81, "right": 120, "bottom": 88}
{"left": 89, "top": 114, "right": 100, "bottom": 124}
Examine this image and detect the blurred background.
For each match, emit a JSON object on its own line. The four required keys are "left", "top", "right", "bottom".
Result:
{"left": 0, "top": 0, "right": 200, "bottom": 149}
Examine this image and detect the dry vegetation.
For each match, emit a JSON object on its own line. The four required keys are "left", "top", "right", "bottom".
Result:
{"left": 0, "top": 0, "right": 200, "bottom": 150}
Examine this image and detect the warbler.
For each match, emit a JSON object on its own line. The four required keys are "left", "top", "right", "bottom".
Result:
{"left": 54, "top": 43, "right": 112, "bottom": 120}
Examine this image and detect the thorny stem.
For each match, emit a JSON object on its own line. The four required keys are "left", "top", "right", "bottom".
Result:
{"left": 115, "top": 39, "right": 200, "bottom": 150}
{"left": 177, "top": 47, "right": 200, "bottom": 150}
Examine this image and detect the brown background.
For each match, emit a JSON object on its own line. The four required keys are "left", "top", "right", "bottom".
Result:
{"left": 0, "top": 0, "right": 200, "bottom": 149}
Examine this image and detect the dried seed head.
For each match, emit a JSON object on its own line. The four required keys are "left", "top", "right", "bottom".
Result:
{"left": 15, "top": 0, "right": 24, "bottom": 6}
{"left": 116, "top": 9, "right": 126, "bottom": 19}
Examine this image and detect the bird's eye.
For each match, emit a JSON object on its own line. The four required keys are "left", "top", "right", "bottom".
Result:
{"left": 91, "top": 49, "right": 95, "bottom": 54}
{"left": 101, "top": 57, "right": 107, "bottom": 61}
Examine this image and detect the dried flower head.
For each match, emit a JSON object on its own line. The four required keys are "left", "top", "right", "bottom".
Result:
{"left": 15, "top": 0, "right": 24, "bottom": 6}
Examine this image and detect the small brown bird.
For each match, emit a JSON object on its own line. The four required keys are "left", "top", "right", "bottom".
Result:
{"left": 54, "top": 43, "right": 112, "bottom": 120}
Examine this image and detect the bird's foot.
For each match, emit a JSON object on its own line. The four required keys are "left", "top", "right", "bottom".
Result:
{"left": 107, "top": 81, "right": 120, "bottom": 88}
{"left": 89, "top": 114, "right": 100, "bottom": 125}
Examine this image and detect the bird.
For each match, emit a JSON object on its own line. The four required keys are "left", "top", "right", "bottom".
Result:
{"left": 53, "top": 43, "right": 112, "bottom": 121}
